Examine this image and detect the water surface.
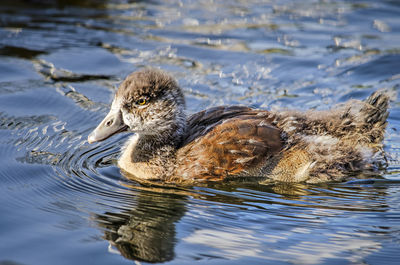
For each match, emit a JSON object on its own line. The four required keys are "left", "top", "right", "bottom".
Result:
{"left": 0, "top": 0, "right": 400, "bottom": 264}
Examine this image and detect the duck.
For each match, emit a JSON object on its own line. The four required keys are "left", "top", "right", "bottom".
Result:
{"left": 88, "top": 68, "right": 389, "bottom": 183}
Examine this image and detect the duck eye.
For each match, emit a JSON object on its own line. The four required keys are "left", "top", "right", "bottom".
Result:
{"left": 136, "top": 98, "right": 147, "bottom": 106}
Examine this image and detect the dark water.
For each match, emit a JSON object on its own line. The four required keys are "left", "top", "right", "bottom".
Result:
{"left": 1, "top": 0, "right": 400, "bottom": 264}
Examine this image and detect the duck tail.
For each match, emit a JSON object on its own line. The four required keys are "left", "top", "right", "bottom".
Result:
{"left": 359, "top": 90, "right": 390, "bottom": 144}
{"left": 364, "top": 91, "right": 390, "bottom": 122}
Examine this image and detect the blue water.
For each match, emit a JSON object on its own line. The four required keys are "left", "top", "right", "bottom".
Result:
{"left": 0, "top": 0, "right": 399, "bottom": 264}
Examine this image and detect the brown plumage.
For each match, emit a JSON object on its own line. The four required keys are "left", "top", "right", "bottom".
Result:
{"left": 176, "top": 107, "right": 283, "bottom": 181}
{"left": 88, "top": 68, "right": 389, "bottom": 183}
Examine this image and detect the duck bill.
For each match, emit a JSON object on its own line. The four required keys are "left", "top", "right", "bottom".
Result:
{"left": 88, "top": 109, "right": 128, "bottom": 144}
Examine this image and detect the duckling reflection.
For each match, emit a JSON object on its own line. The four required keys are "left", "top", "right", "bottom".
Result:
{"left": 91, "top": 176, "right": 395, "bottom": 263}
{"left": 94, "top": 189, "right": 187, "bottom": 263}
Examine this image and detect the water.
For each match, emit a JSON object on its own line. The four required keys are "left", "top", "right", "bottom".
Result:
{"left": 0, "top": 0, "right": 399, "bottom": 264}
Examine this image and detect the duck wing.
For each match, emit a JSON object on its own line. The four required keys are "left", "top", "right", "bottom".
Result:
{"left": 176, "top": 106, "right": 283, "bottom": 181}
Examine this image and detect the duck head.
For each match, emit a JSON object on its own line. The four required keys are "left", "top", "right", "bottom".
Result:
{"left": 88, "top": 69, "right": 186, "bottom": 144}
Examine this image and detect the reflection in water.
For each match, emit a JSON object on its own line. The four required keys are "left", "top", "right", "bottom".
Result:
{"left": 90, "top": 181, "right": 395, "bottom": 263}
{"left": 95, "top": 189, "right": 187, "bottom": 263}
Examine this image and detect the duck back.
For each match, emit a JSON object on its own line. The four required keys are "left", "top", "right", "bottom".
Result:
{"left": 269, "top": 91, "right": 390, "bottom": 183}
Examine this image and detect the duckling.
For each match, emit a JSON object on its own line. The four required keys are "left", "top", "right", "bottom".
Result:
{"left": 88, "top": 68, "right": 389, "bottom": 183}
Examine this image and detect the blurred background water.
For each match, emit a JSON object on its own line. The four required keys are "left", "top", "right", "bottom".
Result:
{"left": 0, "top": 0, "right": 400, "bottom": 264}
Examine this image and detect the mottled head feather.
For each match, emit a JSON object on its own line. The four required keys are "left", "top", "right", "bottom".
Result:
{"left": 116, "top": 68, "right": 184, "bottom": 105}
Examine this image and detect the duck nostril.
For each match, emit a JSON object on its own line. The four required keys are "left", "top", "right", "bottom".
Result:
{"left": 106, "top": 119, "right": 113, "bottom": 127}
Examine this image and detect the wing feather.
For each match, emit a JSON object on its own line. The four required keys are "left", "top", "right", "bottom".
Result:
{"left": 176, "top": 107, "right": 283, "bottom": 180}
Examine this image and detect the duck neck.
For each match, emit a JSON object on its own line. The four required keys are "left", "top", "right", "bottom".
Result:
{"left": 127, "top": 121, "right": 187, "bottom": 163}
{"left": 139, "top": 131, "right": 181, "bottom": 154}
